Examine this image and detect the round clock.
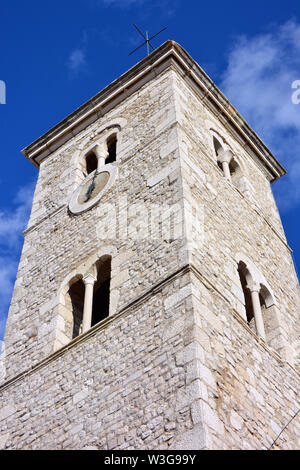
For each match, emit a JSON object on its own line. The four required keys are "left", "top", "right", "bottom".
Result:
{"left": 69, "top": 164, "right": 118, "bottom": 215}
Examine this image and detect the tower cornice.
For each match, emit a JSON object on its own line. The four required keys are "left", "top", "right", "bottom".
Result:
{"left": 21, "top": 40, "right": 285, "bottom": 181}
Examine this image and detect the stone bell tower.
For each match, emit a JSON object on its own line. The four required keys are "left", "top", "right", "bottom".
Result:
{"left": 0, "top": 41, "right": 299, "bottom": 450}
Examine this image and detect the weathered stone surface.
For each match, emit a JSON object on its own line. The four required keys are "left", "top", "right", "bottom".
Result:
{"left": 0, "top": 404, "right": 16, "bottom": 421}
{"left": 0, "top": 44, "right": 299, "bottom": 450}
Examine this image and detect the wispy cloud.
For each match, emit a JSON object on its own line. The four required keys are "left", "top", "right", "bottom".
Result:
{"left": 85, "top": 0, "right": 149, "bottom": 10}
{"left": 98, "top": 0, "right": 177, "bottom": 17}
{"left": 67, "top": 48, "right": 87, "bottom": 75}
{"left": 220, "top": 20, "right": 300, "bottom": 210}
{"left": 0, "top": 180, "right": 36, "bottom": 339}
{"left": 0, "top": 183, "right": 35, "bottom": 247}
{"left": 102, "top": 0, "right": 151, "bottom": 7}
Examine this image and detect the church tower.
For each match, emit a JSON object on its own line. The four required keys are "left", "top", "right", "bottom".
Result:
{"left": 0, "top": 41, "right": 299, "bottom": 450}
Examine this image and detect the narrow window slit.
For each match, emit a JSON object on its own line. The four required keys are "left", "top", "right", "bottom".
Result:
{"left": 91, "top": 257, "right": 111, "bottom": 327}
{"left": 86, "top": 152, "right": 98, "bottom": 175}
{"left": 68, "top": 278, "right": 85, "bottom": 339}
{"left": 106, "top": 134, "right": 117, "bottom": 164}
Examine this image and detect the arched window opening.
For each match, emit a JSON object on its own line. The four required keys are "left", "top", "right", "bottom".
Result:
{"left": 213, "top": 136, "right": 232, "bottom": 179}
{"left": 91, "top": 256, "right": 111, "bottom": 327}
{"left": 213, "top": 136, "right": 223, "bottom": 157}
{"left": 259, "top": 284, "right": 281, "bottom": 352}
{"left": 234, "top": 257, "right": 286, "bottom": 356}
{"left": 86, "top": 151, "right": 98, "bottom": 175}
{"left": 229, "top": 158, "right": 240, "bottom": 177}
{"left": 237, "top": 262, "right": 255, "bottom": 332}
{"left": 229, "top": 157, "right": 245, "bottom": 190}
{"left": 259, "top": 289, "right": 267, "bottom": 310}
{"left": 55, "top": 256, "right": 113, "bottom": 350}
{"left": 67, "top": 278, "right": 85, "bottom": 339}
{"left": 106, "top": 134, "right": 117, "bottom": 164}
{"left": 217, "top": 160, "right": 223, "bottom": 172}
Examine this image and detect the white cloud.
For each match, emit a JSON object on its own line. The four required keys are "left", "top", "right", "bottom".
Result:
{"left": 220, "top": 20, "right": 300, "bottom": 210}
{"left": 67, "top": 48, "right": 86, "bottom": 74}
{"left": 0, "top": 181, "right": 36, "bottom": 339}
{"left": 0, "top": 183, "right": 34, "bottom": 248}
{"left": 0, "top": 258, "right": 17, "bottom": 305}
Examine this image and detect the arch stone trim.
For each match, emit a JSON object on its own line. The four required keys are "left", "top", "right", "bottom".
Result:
{"left": 234, "top": 252, "right": 277, "bottom": 306}
{"left": 72, "top": 118, "right": 126, "bottom": 169}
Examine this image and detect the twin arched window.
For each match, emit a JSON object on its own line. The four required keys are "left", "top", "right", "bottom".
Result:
{"left": 212, "top": 131, "right": 284, "bottom": 355}
{"left": 213, "top": 135, "right": 241, "bottom": 182}
{"left": 237, "top": 260, "right": 282, "bottom": 354}
{"left": 65, "top": 256, "right": 112, "bottom": 340}
{"left": 84, "top": 134, "right": 118, "bottom": 176}
{"left": 212, "top": 132, "right": 254, "bottom": 201}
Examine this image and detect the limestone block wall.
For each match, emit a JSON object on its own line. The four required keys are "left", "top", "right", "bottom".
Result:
{"left": 172, "top": 72, "right": 287, "bottom": 239}
{"left": 0, "top": 271, "right": 202, "bottom": 450}
{"left": 190, "top": 272, "right": 299, "bottom": 450}
{"left": 0, "top": 269, "right": 298, "bottom": 450}
{"left": 4, "top": 69, "right": 189, "bottom": 382}
{"left": 172, "top": 70, "right": 299, "bottom": 365}
{"left": 2, "top": 58, "right": 299, "bottom": 451}
{"left": 183, "top": 159, "right": 299, "bottom": 362}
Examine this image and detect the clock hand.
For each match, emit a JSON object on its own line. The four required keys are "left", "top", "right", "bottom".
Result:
{"left": 85, "top": 170, "right": 98, "bottom": 202}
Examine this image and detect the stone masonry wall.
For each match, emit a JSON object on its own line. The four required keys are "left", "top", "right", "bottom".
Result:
{"left": 0, "top": 272, "right": 201, "bottom": 450}
{"left": 0, "top": 268, "right": 299, "bottom": 450}
{"left": 1, "top": 62, "right": 299, "bottom": 450}
{"left": 190, "top": 272, "right": 299, "bottom": 450}
{"left": 173, "top": 70, "right": 299, "bottom": 363}
{"left": 173, "top": 69, "right": 300, "bottom": 448}
{"left": 3, "top": 69, "right": 189, "bottom": 382}
{"left": 172, "top": 72, "right": 287, "bottom": 239}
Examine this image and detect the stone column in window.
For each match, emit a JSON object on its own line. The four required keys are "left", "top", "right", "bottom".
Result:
{"left": 218, "top": 149, "right": 234, "bottom": 180}
{"left": 95, "top": 143, "right": 109, "bottom": 170}
{"left": 247, "top": 281, "right": 266, "bottom": 340}
{"left": 82, "top": 273, "right": 97, "bottom": 333}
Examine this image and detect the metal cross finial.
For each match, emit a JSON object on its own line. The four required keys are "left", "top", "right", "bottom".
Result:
{"left": 129, "top": 23, "right": 167, "bottom": 57}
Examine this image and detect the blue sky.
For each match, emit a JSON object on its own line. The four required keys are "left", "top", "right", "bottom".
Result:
{"left": 1, "top": 0, "right": 300, "bottom": 339}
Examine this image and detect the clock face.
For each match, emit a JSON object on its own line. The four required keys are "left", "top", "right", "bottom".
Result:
{"left": 77, "top": 171, "right": 110, "bottom": 204}
{"left": 69, "top": 165, "right": 118, "bottom": 215}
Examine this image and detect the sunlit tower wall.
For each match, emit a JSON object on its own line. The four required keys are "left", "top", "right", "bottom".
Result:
{"left": 0, "top": 41, "right": 299, "bottom": 450}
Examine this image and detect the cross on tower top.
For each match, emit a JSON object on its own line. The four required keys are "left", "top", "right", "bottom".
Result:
{"left": 129, "top": 23, "right": 167, "bottom": 57}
